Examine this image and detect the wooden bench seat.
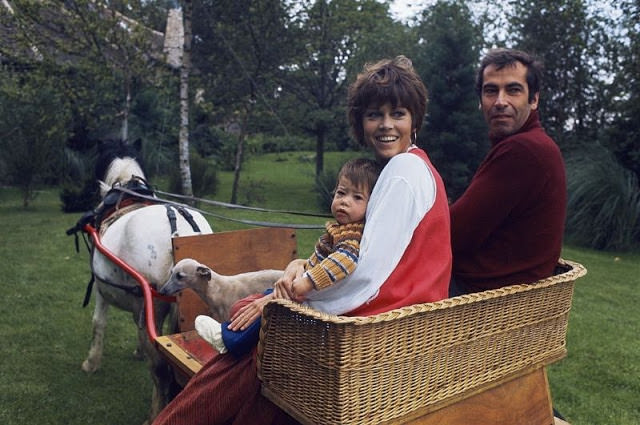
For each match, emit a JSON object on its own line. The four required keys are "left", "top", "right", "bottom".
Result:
{"left": 156, "top": 227, "right": 297, "bottom": 386}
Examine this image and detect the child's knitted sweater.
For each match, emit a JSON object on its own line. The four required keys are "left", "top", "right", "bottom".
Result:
{"left": 304, "top": 221, "right": 364, "bottom": 290}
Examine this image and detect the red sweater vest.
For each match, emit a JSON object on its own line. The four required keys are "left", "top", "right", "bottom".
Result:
{"left": 348, "top": 148, "right": 451, "bottom": 316}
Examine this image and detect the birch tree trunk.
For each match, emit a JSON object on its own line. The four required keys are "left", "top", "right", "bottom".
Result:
{"left": 179, "top": 0, "right": 193, "bottom": 198}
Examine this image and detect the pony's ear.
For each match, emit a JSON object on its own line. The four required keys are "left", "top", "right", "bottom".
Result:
{"left": 132, "top": 138, "right": 142, "bottom": 153}
{"left": 97, "top": 139, "right": 107, "bottom": 154}
{"left": 196, "top": 266, "right": 212, "bottom": 281}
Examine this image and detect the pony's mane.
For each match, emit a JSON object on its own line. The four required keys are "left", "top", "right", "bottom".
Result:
{"left": 95, "top": 140, "right": 146, "bottom": 197}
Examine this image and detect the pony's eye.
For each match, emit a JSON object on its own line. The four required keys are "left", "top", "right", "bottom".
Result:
{"left": 176, "top": 272, "right": 185, "bottom": 280}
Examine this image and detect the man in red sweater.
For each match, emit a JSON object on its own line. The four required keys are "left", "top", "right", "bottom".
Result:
{"left": 449, "top": 48, "right": 567, "bottom": 296}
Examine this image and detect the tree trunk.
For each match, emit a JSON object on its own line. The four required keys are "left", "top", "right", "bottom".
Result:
{"left": 230, "top": 132, "right": 244, "bottom": 205}
{"left": 179, "top": 0, "right": 193, "bottom": 198}
{"left": 315, "top": 129, "right": 325, "bottom": 178}
{"left": 230, "top": 109, "right": 250, "bottom": 204}
{"left": 121, "top": 76, "right": 131, "bottom": 142}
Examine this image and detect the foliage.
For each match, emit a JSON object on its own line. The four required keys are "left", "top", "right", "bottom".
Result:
{"left": 168, "top": 149, "right": 218, "bottom": 198}
{"left": 0, "top": 68, "right": 69, "bottom": 207}
{"left": 605, "top": 0, "right": 640, "bottom": 183}
{"left": 1, "top": 0, "right": 639, "bottom": 252}
{"left": 413, "top": 0, "right": 487, "bottom": 201}
{"left": 280, "top": 0, "right": 410, "bottom": 176}
{"left": 565, "top": 145, "right": 640, "bottom": 251}
{"left": 506, "top": 0, "right": 606, "bottom": 150}
{"left": 314, "top": 163, "right": 340, "bottom": 213}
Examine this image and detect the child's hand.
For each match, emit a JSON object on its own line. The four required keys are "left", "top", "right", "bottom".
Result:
{"left": 291, "top": 275, "right": 313, "bottom": 302}
{"left": 274, "top": 259, "right": 305, "bottom": 300}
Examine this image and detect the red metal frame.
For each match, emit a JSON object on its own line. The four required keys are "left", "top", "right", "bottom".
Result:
{"left": 83, "top": 224, "right": 176, "bottom": 342}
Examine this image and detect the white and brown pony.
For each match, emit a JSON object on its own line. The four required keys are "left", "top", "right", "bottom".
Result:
{"left": 79, "top": 140, "right": 212, "bottom": 423}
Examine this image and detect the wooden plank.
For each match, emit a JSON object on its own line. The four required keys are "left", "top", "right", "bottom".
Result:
{"left": 159, "top": 227, "right": 298, "bottom": 389}
{"left": 388, "top": 368, "right": 554, "bottom": 425}
{"left": 171, "top": 227, "right": 297, "bottom": 331}
{"left": 156, "top": 331, "right": 219, "bottom": 385}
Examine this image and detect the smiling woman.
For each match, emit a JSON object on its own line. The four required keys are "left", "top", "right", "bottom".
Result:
{"left": 151, "top": 55, "right": 452, "bottom": 425}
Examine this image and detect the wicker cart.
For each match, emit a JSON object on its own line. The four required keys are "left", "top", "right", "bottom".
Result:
{"left": 257, "top": 259, "right": 586, "bottom": 425}
{"left": 155, "top": 229, "right": 586, "bottom": 425}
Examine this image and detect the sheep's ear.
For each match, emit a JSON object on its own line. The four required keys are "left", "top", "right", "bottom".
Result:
{"left": 196, "top": 266, "right": 212, "bottom": 280}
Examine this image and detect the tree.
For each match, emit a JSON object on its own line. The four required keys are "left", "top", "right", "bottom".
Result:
{"left": 281, "top": 0, "right": 408, "bottom": 177}
{"left": 0, "top": 69, "right": 69, "bottom": 207}
{"left": 191, "top": 0, "right": 293, "bottom": 203}
{"left": 507, "top": 0, "right": 596, "bottom": 149}
{"left": 606, "top": 0, "right": 640, "bottom": 183}
{"left": 413, "top": 0, "right": 486, "bottom": 201}
{"left": 177, "top": 2, "right": 194, "bottom": 198}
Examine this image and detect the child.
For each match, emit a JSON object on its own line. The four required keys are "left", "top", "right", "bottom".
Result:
{"left": 196, "top": 157, "right": 382, "bottom": 356}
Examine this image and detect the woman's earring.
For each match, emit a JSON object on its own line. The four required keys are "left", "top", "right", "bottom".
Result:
{"left": 411, "top": 131, "right": 417, "bottom": 144}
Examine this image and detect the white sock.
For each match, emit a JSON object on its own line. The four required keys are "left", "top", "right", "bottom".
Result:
{"left": 195, "top": 315, "right": 228, "bottom": 354}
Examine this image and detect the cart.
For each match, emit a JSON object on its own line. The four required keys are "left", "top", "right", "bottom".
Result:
{"left": 86, "top": 224, "right": 584, "bottom": 425}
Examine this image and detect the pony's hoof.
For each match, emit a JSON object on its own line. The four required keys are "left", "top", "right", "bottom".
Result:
{"left": 133, "top": 347, "right": 146, "bottom": 360}
{"left": 81, "top": 359, "right": 98, "bottom": 373}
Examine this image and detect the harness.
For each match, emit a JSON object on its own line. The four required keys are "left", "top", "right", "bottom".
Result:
{"left": 67, "top": 176, "right": 202, "bottom": 307}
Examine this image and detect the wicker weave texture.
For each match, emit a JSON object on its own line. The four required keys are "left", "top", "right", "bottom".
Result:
{"left": 257, "top": 259, "right": 587, "bottom": 425}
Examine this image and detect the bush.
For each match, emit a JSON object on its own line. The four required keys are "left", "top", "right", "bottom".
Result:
{"left": 60, "top": 181, "right": 99, "bottom": 213}
{"left": 565, "top": 145, "right": 640, "bottom": 251}
{"left": 314, "top": 164, "right": 339, "bottom": 213}
{"left": 248, "top": 134, "right": 315, "bottom": 154}
{"left": 168, "top": 151, "right": 218, "bottom": 198}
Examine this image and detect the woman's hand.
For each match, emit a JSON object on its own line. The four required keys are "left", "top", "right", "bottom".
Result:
{"left": 228, "top": 293, "right": 274, "bottom": 331}
{"left": 273, "top": 258, "right": 306, "bottom": 299}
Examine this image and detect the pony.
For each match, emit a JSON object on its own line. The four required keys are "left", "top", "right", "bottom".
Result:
{"left": 80, "top": 139, "right": 213, "bottom": 423}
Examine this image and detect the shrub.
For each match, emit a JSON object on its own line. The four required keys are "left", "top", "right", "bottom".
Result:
{"left": 168, "top": 150, "right": 218, "bottom": 198}
{"left": 565, "top": 146, "right": 640, "bottom": 251}
{"left": 314, "top": 164, "right": 338, "bottom": 213}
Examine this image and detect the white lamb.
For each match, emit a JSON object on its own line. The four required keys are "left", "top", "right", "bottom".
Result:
{"left": 160, "top": 258, "right": 283, "bottom": 323}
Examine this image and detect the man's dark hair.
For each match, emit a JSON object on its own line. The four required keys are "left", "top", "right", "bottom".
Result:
{"left": 475, "top": 48, "right": 543, "bottom": 103}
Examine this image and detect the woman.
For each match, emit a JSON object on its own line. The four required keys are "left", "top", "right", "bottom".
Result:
{"left": 152, "top": 56, "right": 451, "bottom": 425}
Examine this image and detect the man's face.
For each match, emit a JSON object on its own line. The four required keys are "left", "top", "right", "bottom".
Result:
{"left": 480, "top": 62, "right": 539, "bottom": 141}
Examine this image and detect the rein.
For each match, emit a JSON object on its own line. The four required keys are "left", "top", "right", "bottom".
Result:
{"left": 67, "top": 175, "right": 328, "bottom": 326}
{"left": 67, "top": 177, "right": 198, "bottom": 309}
{"left": 112, "top": 186, "right": 328, "bottom": 229}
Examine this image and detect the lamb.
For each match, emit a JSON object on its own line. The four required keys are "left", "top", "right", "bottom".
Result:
{"left": 159, "top": 258, "right": 283, "bottom": 323}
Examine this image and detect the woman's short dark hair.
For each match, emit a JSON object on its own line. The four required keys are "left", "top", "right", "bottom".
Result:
{"left": 336, "top": 158, "right": 382, "bottom": 195}
{"left": 347, "top": 56, "right": 428, "bottom": 146}
{"left": 475, "top": 48, "right": 544, "bottom": 103}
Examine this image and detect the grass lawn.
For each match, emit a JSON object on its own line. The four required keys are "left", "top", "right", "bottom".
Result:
{"left": 0, "top": 151, "right": 638, "bottom": 424}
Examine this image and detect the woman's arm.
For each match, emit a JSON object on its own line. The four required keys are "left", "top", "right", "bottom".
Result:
{"left": 305, "top": 153, "right": 436, "bottom": 314}
{"left": 227, "top": 258, "right": 305, "bottom": 330}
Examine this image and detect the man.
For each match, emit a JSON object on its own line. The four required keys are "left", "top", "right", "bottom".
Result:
{"left": 449, "top": 48, "right": 567, "bottom": 296}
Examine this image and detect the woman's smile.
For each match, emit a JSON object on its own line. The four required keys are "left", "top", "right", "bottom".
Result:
{"left": 363, "top": 103, "right": 414, "bottom": 161}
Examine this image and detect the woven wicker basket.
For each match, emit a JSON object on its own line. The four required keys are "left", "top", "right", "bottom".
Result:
{"left": 257, "top": 259, "right": 586, "bottom": 425}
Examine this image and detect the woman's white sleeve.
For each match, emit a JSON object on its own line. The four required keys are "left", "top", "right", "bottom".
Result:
{"left": 354, "top": 154, "right": 436, "bottom": 290}
{"left": 304, "top": 153, "right": 436, "bottom": 314}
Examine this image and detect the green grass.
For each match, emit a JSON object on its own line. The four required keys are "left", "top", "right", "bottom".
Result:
{"left": 0, "top": 151, "right": 638, "bottom": 424}
{"left": 549, "top": 246, "right": 640, "bottom": 424}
